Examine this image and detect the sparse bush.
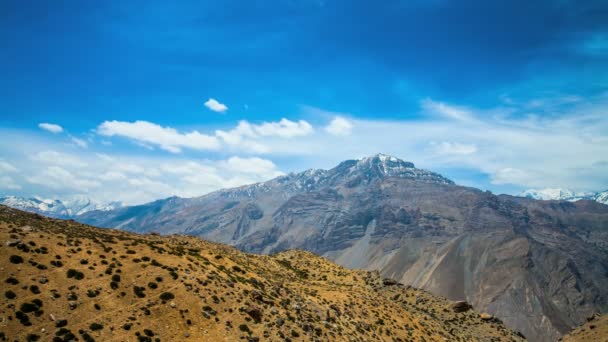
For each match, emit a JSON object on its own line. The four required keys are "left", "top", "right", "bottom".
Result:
{"left": 66, "top": 269, "right": 84, "bottom": 280}
{"left": 89, "top": 323, "right": 103, "bottom": 331}
{"left": 5, "top": 277, "right": 19, "bottom": 285}
{"left": 9, "top": 255, "right": 24, "bottom": 264}
{"left": 160, "top": 292, "right": 174, "bottom": 301}
{"left": 238, "top": 324, "right": 251, "bottom": 334}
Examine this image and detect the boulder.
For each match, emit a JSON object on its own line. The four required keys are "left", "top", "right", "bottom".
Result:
{"left": 451, "top": 301, "right": 472, "bottom": 313}
{"left": 382, "top": 278, "right": 398, "bottom": 286}
{"left": 480, "top": 313, "right": 493, "bottom": 321}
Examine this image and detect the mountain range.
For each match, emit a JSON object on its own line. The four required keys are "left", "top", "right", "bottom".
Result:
{"left": 521, "top": 188, "right": 608, "bottom": 204}
{"left": 0, "top": 195, "right": 123, "bottom": 219}
{"left": 77, "top": 154, "right": 608, "bottom": 341}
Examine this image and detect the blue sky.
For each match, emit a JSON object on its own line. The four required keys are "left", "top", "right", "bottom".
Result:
{"left": 1, "top": 0, "right": 608, "bottom": 204}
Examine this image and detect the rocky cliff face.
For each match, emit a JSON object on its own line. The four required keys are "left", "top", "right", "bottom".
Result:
{"left": 78, "top": 154, "right": 608, "bottom": 341}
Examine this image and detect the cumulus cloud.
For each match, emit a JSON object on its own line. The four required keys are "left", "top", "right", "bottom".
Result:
{"left": 97, "top": 120, "right": 220, "bottom": 153}
{"left": 204, "top": 98, "right": 228, "bottom": 113}
{"left": 254, "top": 118, "right": 314, "bottom": 138}
{"left": 215, "top": 118, "right": 313, "bottom": 153}
{"left": 38, "top": 123, "right": 64, "bottom": 133}
{"left": 325, "top": 116, "right": 353, "bottom": 136}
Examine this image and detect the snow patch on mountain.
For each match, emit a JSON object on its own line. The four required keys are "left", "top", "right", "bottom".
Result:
{"left": 521, "top": 188, "right": 608, "bottom": 205}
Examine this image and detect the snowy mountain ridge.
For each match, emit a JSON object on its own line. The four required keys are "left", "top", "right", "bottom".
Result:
{"left": 0, "top": 195, "right": 123, "bottom": 218}
{"left": 521, "top": 188, "right": 608, "bottom": 205}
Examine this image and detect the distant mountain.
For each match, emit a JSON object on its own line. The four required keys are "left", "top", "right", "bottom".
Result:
{"left": 0, "top": 195, "right": 123, "bottom": 218}
{"left": 521, "top": 188, "right": 608, "bottom": 205}
{"left": 78, "top": 154, "right": 608, "bottom": 341}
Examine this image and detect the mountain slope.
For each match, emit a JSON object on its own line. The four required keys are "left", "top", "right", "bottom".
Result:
{"left": 0, "top": 205, "right": 524, "bottom": 341}
{"left": 78, "top": 154, "right": 608, "bottom": 341}
{"left": 562, "top": 314, "right": 608, "bottom": 342}
{"left": 0, "top": 196, "right": 123, "bottom": 218}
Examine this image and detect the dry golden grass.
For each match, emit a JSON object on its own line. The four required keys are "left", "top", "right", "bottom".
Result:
{"left": 0, "top": 205, "right": 525, "bottom": 341}
{"left": 562, "top": 314, "right": 608, "bottom": 342}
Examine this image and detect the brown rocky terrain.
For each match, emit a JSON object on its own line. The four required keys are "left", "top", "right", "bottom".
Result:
{"left": 0, "top": 205, "right": 525, "bottom": 341}
{"left": 78, "top": 154, "right": 608, "bottom": 341}
{"left": 562, "top": 314, "right": 608, "bottom": 342}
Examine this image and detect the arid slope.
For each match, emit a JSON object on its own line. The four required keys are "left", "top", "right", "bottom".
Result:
{"left": 0, "top": 205, "right": 524, "bottom": 342}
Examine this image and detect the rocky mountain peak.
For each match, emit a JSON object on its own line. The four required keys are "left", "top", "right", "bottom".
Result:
{"left": 356, "top": 153, "right": 416, "bottom": 173}
{"left": 329, "top": 153, "right": 453, "bottom": 185}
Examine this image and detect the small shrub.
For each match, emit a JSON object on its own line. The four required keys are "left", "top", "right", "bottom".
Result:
{"left": 9, "top": 255, "right": 24, "bottom": 264}
{"left": 5, "top": 277, "right": 19, "bottom": 285}
{"left": 89, "top": 323, "right": 103, "bottom": 331}
{"left": 238, "top": 324, "right": 251, "bottom": 334}
{"left": 159, "top": 292, "right": 174, "bottom": 301}
{"left": 66, "top": 269, "right": 84, "bottom": 280}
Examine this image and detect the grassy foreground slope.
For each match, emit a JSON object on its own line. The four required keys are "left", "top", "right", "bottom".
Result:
{"left": 0, "top": 205, "right": 524, "bottom": 341}
{"left": 562, "top": 314, "right": 608, "bottom": 342}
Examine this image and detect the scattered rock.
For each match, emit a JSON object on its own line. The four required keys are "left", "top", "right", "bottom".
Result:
{"left": 451, "top": 301, "right": 472, "bottom": 313}
{"left": 242, "top": 305, "right": 263, "bottom": 323}
{"left": 382, "top": 278, "right": 398, "bottom": 286}
{"left": 480, "top": 313, "right": 493, "bottom": 321}
{"left": 5, "top": 239, "right": 20, "bottom": 247}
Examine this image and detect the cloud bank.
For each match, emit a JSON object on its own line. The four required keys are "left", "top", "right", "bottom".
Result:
{"left": 2, "top": 93, "right": 608, "bottom": 204}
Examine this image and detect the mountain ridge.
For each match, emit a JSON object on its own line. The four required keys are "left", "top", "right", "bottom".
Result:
{"left": 521, "top": 188, "right": 608, "bottom": 205}
{"left": 0, "top": 195, "right": 123, "bottom": 219}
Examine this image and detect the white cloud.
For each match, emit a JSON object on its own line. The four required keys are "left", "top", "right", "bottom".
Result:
{"left": 204, "top": 98, "right": 228, "bottom": 113}
{"left": 215, "top": 118, "right": 313, "bottom": 153}
{"left": 0, "top": 175, "right": 21, "bottom": 190}
{"left": 99, "top": 171, "right": 127, "bottom": 181}
{"left": 490, "top": 168, "right": 532, "bottom": 185}
{"left": 254, "top": 118, "right": 313, "bottom": 138}
{"left": 223, "top": 156, "right": 284, "bottom": 177}
{"left": 421, "top": 98, "right": 475, "bottom": 122}
{"left": 325, "top": 116, "right": 353, "bottom": 136}
{"left": 215, "top": 121, "right": 270, "bottom": 153}
{"left": 38, "top": 123, "right": 64, "bottom": 134}
{"left": 32, "top": 150, "right": 88, "bottom": 168}
{"left": 0, "top": 161, "right": 18, "bottom": 173}
{"left": 97, "top": 120, "right": 220, "bottom": 153}
{"left": 3, "top": 92, "right": 608, "bottom": 203}
{"left": 27, "top": 166, "right": 101, "bottom": 191}
{"left": 430, "top": 142, "right": 477, "bottom": 155}
{"left": 71, "top": 136, "right": 88, "bottom": 148}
